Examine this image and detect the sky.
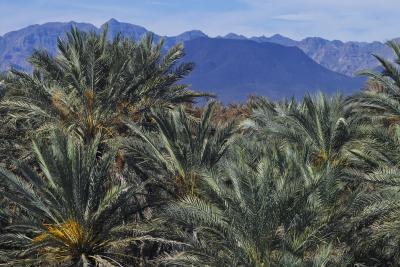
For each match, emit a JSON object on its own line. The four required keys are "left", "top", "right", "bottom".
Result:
{"left": 0, "top": 0, "right": 399, "bottom": 42}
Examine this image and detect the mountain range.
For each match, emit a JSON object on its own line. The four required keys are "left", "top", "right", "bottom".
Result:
{"left": 0, "top": 18, "right": 393, "bottom": 101}
{"left": 183, "top": 38, "right": 363, "bottom": 102}
{"left": 223, "top": 33, "right": 394, "bottom": 77}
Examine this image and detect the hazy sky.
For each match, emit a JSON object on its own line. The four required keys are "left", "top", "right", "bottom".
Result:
{"left": 0, "top": 0, "right": 398, "bottom": 41}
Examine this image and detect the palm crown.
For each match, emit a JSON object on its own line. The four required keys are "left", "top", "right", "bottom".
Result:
{"left": 0, "top": 132, "right": 155, "bottom": 266}
{"left": 162, "top": 138, "right": 346, "bottom": 266}
{"left": 245, "top": 93, "right": 360, "bottom": 169}
{"left": 126, "top": 101, "right": 237, "bottom": 197}
{"left": 1, "top": 26, "right": 208, "bottom": 144}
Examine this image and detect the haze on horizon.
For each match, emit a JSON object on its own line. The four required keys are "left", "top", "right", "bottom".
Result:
{"left": 0, "top": 0, "right": 399, "bottom": 42}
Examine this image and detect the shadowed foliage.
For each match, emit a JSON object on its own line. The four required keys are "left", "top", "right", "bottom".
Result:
{"left": 0, "top": 132, "right": 171, "bottom": 266}
{"left": 161, "top": 138, "right": 349, "bottom": 266}
{"left": 245, "top": 93, "right": 362, "bottom": 170}
{"left": 125, "top": 101, "right": 237, "bottom": 198}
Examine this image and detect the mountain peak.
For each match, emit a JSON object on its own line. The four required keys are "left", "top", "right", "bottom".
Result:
{"left": 107, "top": 18, "right": 120, "bottom": 24}
{"left": 268, "top": 34, "right": 296, "bottom": 42}
{"left": 301, "top": 36, "right": 329, "bottom": 44}
{"left": 249, "top": 34, "right": 297, "bottom": 46}
{"left": 177, "top": 30, "right": 207, "bottom": 39}
{"left": 224, "top": 33, "right": 247, "bottom": 40}
{"left": 101, "top": 19, "right": 149, "bottom": 40}
{"left": 162, "top": 30, "right": 208, "bottom": 48}
{"left": 270, "top": 34, "right": 285, "bottom": 38}
{"left": 183, "top": 30, "right": 206, "bottom": 35}
{"left": 102, "top": 18, "right": 147, "bottom": 31}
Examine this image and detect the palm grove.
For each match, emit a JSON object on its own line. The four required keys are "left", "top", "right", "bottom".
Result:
{"left": 0, "top": 26, "right": 400, "bottom": 267}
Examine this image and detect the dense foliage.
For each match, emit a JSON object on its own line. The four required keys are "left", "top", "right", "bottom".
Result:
{"left": 1, "top": 27, "right": 400, "bottom": 266}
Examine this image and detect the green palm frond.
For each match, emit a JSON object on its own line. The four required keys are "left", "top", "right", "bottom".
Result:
{"left": 1, "top": 26, "right": 210, "bottom": 148}
{"left": 0, "top": 131, "right": 163, "bottom": 266}
{"left": 125, "top": 101, "right": 237, "bottom": 197}
{"left": 161, "top": 138, "right": 346, "bottom": 266}
{"left": 245, "top": 93, "right": 361, "bottom": 170}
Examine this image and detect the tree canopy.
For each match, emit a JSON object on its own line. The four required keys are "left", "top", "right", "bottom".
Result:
{"left": 1, "top": 27, "right": 400, "bottom": 266}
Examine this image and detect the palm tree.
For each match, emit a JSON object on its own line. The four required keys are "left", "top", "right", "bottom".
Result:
{"left": 337, "top": 42, "right": 400, "bottom": 264}
{"left": 337, "top": 124, "right": 400, "bottom": 265}
{"left": 0, "top": 76, "right": 31, "bottom": 167}
{"left": 0, "top": 131, "right": 165, "bottom": 266}
{"left": 347, "top": 162, "right": 400, "bottom": 265}
{"left": 1, "top": 26, "right": 208, "bottom": 145}
{"left": 161, "top": 138, "right": 348, "bottom": 266}
{"left": 125, "top": 101, "right": 237, "bottom": 198}
{"left": 245, "top": 93, "right": 360, "bottom": 169}
{"left": 349, "top": 40, "right": 400, "bottom": 126}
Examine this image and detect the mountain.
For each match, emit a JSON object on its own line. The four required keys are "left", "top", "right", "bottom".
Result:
{"left": 0, "top": 19, "right": 392, "bottom": 77}
{"left": 103, "top": 18, "right": 155, "bottom": 42}
{"left": 225, "top": 34, "right": 394, "bottom": 77}
{"left": 164, "top": 30, "right": 208, "bottom": 49}
{"left": 0, "top": 19, "right": 207, "bottom": 71}
{"left": 0, "top": 22, "right": 96, "bottom": 71}
{"left": 222, "top": 33, "right": 248, "bottom": 40}
{"left": 183, "top": 38, "right": 364, "bottom": 102}
{"left": 251, "top": 34, "right": 297, "bottom": 46}
{"left": 295, "top": 38, "right": 393, "bottom": 76}
{"left": 0, "top": 18, "right": 373, "bottom": 101}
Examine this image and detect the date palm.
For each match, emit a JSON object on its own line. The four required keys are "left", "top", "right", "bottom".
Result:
{"left": 341, "top": 125, "right": 400, "bottom": 265}
{"left": 161, "top": 138, "right": 347, "bottom": 266}
{"left": 339, "top": 42, "right": 400, "bottom": 263}
{"left": 349, "top": 40, "right": 400, "bottom": 126}
{"left": 245, "top": 93, "right": 360, "bottom": 169}
{"left": 0, "top": 132, "right": 163, "bottom": 266}
{"left": 125, "top": 101, "right": 237, "bottom": 197}
{"left": 1, "top": 26, "right": 207, "bottom": 145}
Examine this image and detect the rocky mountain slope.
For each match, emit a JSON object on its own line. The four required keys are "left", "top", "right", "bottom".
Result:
{"left": 224, "top": 33, "right": 394, "bottom": 76}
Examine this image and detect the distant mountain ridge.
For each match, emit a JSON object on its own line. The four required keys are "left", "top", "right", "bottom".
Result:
{"left": 253, "top": 35, "right": 393, "bottom": 77}
{"left": 221, "top": 33, "right": 395, "bottom": 76}
{"left": 0, "top": 18, "right": 377, "bottom": 101}
{"left": 183, "top": 38, "right": 364, "bottom": 102}
{"left": 0, "top": 19, "right": 208, "bottom": 71}
{"left": 0, "top": 18, "right": 393, "bottom": 76}
{"left": 0, "top": 21, "right": 97, "bottom": 71}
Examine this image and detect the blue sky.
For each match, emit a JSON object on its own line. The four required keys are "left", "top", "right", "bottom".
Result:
{"left": 0, "top": 0, "right": 399, "bottom": 41}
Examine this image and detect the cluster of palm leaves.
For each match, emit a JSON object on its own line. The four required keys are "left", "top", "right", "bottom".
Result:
{"left": 1, "top": 26, "right": 400, "bottom": 266}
